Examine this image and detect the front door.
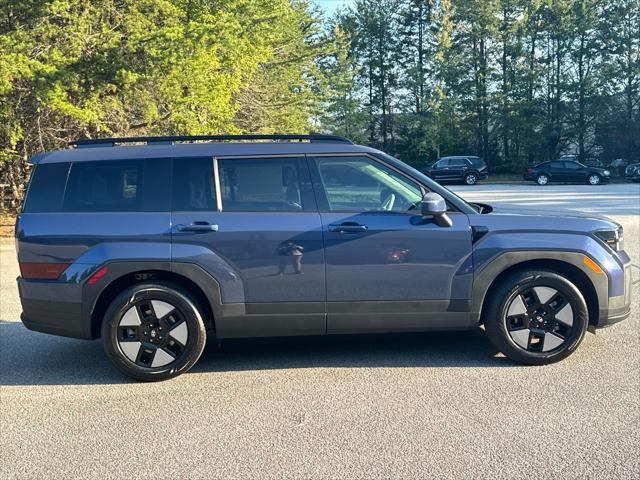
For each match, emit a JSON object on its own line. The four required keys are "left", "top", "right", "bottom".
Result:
{"left": 308, "top": 155, "right": 473, "bottom": 334}
{"left": 171, "top": 156, "right": 326, "bottom": 338}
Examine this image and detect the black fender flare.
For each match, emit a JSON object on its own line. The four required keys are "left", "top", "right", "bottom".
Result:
{"left": 471, "top": 250, "right": 608, "bottom": 324}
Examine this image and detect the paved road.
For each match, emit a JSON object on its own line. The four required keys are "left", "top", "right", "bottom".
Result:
{"left": 1, "top": 184, "right": 639, "bottom": 479}
{"left": 450, "top": 182, "right": 640, "bottom": 215}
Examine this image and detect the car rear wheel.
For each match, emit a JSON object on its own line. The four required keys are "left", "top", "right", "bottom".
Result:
{"left": 588, "top": 174, "right": 602, "bottom": 185}
{"left": 536, "top": 174, "right": 549, "bottom": 185}
{"left": 464, "top": 173, "right": 478, "bottom": 185}
{"left": 484, "top": 269, "right": 588, "bottom": 365}
{"left": 101, "top": 282, "right": 207, "bottom": 381}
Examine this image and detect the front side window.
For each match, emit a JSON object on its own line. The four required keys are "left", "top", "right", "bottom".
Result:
{"left": 549, "top": 161, "right": 564, "bottom": 168}
{"left": 435, "top": 159, "right": 449, "bottom": 168}
{"left": 64, "top": 160, "right": 142, "bottom": 212}
{"left": 314, "top": 156, "right": 422, "bottom": 212}
{"left": 218, "top": 157, "right": 304, "bottom": 211}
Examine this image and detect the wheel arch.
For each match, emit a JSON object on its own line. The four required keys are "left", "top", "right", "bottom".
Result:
{"left": 474, "top": 255, "right": 603, "bottom": 329}
{"left": 85, "top": 262, "right": 222, "bottom": 339}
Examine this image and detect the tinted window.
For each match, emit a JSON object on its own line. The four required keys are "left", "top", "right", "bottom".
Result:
{"left": 435, "top": 159, "right": 449, "bottom": 167}
{"left": 469, "top": 158, "right": 485, "bottom": 167}
{"left": 564, "top": 162, "right": 580, "bottom": 169}
{"left": 219, "top": 157, "right": 304, "bottom": 211}
{"left": 314, "top": 156, "right": 422, "bottom": 212}
{"left": 22, "top": 163, "right": 70, "bottom": 213}
{"left": 172, "top": 157, "right": 216, "bottom": 211}
{"left": 64, "top": 160, "right": 143, "bottom": 211}
{"left": 449, "top": 158, "right": 468, "bottom": 166}
{"left": 549, "top": 161, "right": 564, "bottom": 168}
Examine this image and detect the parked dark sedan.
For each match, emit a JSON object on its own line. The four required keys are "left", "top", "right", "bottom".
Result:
{"left": 523, "top": 160, "right": 611, "bottom": 185}
{"left": 625, "top": 163, "right": 640, "bottom": 182}
{"left": 422, "top": 156, "right": 488, "bottom": 185}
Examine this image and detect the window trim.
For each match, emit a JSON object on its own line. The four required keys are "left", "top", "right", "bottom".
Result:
{"left": 212, "top": 154, "right": 316, "bottom": 213}
{"left": 307, "top": 153, "right": 428, "bottom": 214}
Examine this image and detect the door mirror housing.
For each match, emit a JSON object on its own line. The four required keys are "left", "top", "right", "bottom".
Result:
{"left": 421, "top": 192, "right": 453, "bottom": 227}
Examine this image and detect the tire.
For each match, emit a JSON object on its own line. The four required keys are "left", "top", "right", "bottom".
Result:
{"left": 588, "top": 174, "right": 602, "bottom": 185}
{"left": 536, "top": 174, "right": 549, "bottom": 185}
{"left": 484, "top": 269, "right": 588, "bottom": 365}
{"left": 464, "top": 173, "right": 478, "bottom": 185}
{"left": 101, "top": 282, "right": 207, "bottom": 381}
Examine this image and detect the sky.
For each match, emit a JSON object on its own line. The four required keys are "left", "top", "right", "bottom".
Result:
{"left": 310, "top": 0, "right": 354, "bottom": 17}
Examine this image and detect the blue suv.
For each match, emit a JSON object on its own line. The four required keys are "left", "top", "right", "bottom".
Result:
{"left": 16, "top": 134, "right": 632, "bottom": 381}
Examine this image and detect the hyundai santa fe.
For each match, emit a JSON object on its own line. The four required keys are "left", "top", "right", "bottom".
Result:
{"left": 16, "top": 134, "right": 632, "bottom": 381}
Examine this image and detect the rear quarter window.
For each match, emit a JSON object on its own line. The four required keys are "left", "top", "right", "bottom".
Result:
{"left": 64, "top": 160, "right": 143, "bottom": 212}
{"left": 22, "top": 163, "right": 70, "bottom": 213}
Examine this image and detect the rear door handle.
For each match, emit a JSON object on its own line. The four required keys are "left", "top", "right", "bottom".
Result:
{"left": 177, "top": 223, "right": 219, "bottom": 232}
{"left": 328, "top": 223, "right": 368, "bottom": 234}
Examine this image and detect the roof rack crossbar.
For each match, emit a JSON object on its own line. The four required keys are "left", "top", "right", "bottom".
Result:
{"left": 69, "top": 133, "right": 353, "bottom": 147}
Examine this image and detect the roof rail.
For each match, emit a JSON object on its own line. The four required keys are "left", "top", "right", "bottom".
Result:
{"left": 68, "top": 133, "right": 353, "bottom": 148}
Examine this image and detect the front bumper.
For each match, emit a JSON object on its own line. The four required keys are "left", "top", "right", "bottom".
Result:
{"left": 598, "top": 255, "right": 633, "bottom": 328}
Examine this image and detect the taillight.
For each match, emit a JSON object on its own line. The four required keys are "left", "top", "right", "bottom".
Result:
{"left": 87, "top": 266, "right": 108, "bottom": 285}
{"left": 527, "top": 168, "right": 535, "bottom": 174}
{"left": 19, "top": 262, "right": 69, "bottom": 279}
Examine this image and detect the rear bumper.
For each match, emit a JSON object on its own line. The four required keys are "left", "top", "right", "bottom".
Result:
{"left": 17, "top": 277, "right": 89, "bottom": 339}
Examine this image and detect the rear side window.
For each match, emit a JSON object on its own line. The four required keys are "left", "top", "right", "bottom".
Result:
{"left": 22, "top": 163, "right": 70, "bottom": 213}
{"left": 549, "top": 161, "right": 564, "bottom": 168}
{"left": 64, "top": 160, "right": 143, "bottom": 212}
{"left": 218, "top": 157, "right": 304, "bottom": 211}
{"left": 172, "top": 157, "right": 216, "bottom": 211}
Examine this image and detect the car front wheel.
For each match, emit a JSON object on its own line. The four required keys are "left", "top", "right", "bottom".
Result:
{"left": 536, "top": 174, "right": 549, "bottom": 185}
{"left": 101, "top": 282, "right": 207, "bottom": 381}
{"left": 484, "top": 269, "right": 588, "bottom": 365}
{"left": 588, "top": 174, "right": 602, "bottom": 185}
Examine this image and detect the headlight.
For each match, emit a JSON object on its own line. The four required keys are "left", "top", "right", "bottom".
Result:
{"left": 603, "top": 170, "right": 611, "bottom": 176}
{"left": 595, "top": 227, "right": 623, "bottom": 252}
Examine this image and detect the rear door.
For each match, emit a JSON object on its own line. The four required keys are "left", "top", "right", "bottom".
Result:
{"left": 547, "top": 161, "right": 566, "bottom": 181}
{"left": 171, "top": 156, "right": 326, "bottom": 338}
{"left": 308, "top": 154, "right": 473, "bottom": 334}
{"left": 447, "top": 158, "right": 468, "bottom": 179}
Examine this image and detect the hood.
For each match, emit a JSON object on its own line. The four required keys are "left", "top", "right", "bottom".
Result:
{"left": 469, "top": 206, "right": 620, "bottom": 233}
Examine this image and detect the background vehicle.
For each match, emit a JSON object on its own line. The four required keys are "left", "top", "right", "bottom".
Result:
{"left": 523, "top": 160, "right": 611, "bottom": 185}
{"left": 608, "top": 158, "right": 629, "bottom": 176}
{"left": 16, "top": 134, "right": 631, "bottom": 381}
{"left": 422, "top": 156, "right": 487, "bottom": 185}
{"left": 625, "top": 163, "right": 640, "bottom": 182}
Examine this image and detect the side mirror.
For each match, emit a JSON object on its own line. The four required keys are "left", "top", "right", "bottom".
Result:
{"left": 421, "top": 192, "right": 453, "bottom": 227}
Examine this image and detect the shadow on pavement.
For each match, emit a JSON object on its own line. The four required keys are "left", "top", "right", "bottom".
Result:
{"left": 0, "top": 321, "right": 515, "bottom": 387}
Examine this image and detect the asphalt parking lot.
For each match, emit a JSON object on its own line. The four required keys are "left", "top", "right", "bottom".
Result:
{"left": 1, "top": 183, "right": 639, "bottom": 479}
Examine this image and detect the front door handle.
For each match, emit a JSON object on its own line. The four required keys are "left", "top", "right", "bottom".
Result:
{"left": 328, "top": 222, "right": 368, "bottom": 234}
{"left": 177, "top": 223, "right": 219, "bottom": 232}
